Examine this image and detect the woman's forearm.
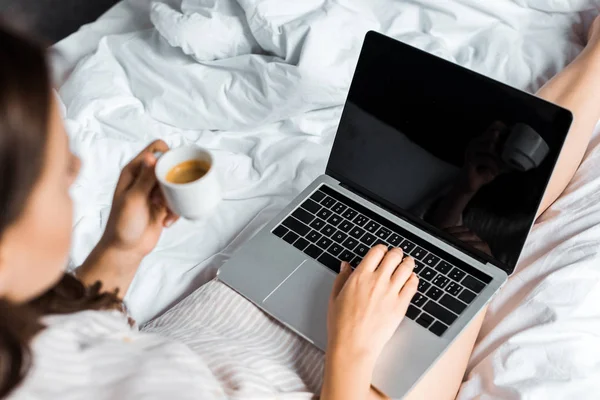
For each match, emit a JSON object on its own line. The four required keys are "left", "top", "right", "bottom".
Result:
{"left": 75, "top": 242, "right": 143, "bottom": 298}
{"left": 321, "top": 346, "right": 374, "bottom": 400}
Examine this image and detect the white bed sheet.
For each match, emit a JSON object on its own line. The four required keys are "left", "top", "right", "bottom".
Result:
{"left": 53, "top": 0, "right": 600, "bottom": 398}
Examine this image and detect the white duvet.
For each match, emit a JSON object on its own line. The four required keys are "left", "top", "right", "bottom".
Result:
{"left": 53, "top": 0, "right": 600, "bottom": 398}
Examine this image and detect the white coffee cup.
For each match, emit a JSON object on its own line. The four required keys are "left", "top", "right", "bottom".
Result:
{"left": 154, "top": 145, "right": 221, "bottom": 220}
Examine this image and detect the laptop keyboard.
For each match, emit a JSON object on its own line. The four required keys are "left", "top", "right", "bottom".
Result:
{"left": 272, "top": 185, "right": 491, "bottom": 337}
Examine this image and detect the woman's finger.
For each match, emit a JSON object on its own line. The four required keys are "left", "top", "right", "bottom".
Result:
{"left": 163, "top": 211, "right": 179, "bottom": 228}
{"left": 330, "top": 262, "right": 352, "bottom": 300}
{"left": 375, "top": 247, "right": 404, "bottom": 278}
{"left": 132, "top": 153, "right": 159, "bottom": 195}
{"left": 391, "top": 257, "right": 415, "bottom": 292}
{"left": 397, "top": 272, "right": 419, "bottom": 305}
{"left": 116, "top": 140, "right": 169, "bottom": 194}
{"left": 355, "top": 244, "right": 388, "bottom": 273}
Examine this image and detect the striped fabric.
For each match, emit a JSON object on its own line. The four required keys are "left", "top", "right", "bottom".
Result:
{"left": 10, "top": 280, "right": 324, "bottom": 400}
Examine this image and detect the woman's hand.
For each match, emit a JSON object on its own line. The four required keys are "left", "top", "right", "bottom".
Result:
{"left": 99, "top": 140, "right": 178, "bottom": 258}
{"left": 76, "top": 140, "right": 178, "bottom": 296}
{"left": 321, "top": 245, "right": 419, "bottom": 400}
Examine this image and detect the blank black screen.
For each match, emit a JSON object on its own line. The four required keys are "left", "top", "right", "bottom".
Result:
{"left": 326, "top": 31, "right": 572, "bottom": 274}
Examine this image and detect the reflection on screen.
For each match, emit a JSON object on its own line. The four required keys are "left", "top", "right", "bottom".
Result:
{"left": 326, "top": 34, "right": 571, "bottom": 273}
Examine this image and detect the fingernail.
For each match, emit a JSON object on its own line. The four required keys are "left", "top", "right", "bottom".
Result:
{"left": 340, "top": 262, "right": 348, "bottom": 272}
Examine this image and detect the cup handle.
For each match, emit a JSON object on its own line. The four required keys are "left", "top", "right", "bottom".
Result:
{"left": 153, "top": 151, "right": 164, "bottom": 160}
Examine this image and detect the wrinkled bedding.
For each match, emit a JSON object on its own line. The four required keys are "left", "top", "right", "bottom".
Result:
{"left": 53, "top": 0, "right": 600, "bottom": 398}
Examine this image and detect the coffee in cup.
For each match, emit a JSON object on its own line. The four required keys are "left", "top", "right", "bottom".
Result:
{"left": 154, "top": 145, "right": 221, "bottom": 220}
{"left": 166, "top": 159, "right": 211, "bottom": 184}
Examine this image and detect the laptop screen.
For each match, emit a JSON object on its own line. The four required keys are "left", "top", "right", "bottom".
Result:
{"left": 326, "top": 31, "right": 572, "bottom": 274}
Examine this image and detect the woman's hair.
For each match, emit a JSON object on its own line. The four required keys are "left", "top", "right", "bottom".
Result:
{"left": 0, "top": 25, "right": 123, "bottom": 397}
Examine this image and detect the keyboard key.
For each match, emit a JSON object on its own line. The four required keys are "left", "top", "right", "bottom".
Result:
{"left": 318, "top": 252, "right": 340, "bottom": 272}
{"left": 282, "top": 217, "right": 310, "bottom": 236}
{"left": 423, "top": 301, "right": 458, "bottom": 325}
{"left": 320, "top": 224, "right": 336, "bottom": 237}
{"left": 462, "top": 275, "right": 485, "bottom": 293}
{"left": 406, "top": 305, "right": 420, "bottom": 320}
{"left": 309, "top": 218, "right": 326, "bottom": 230}
{"left": 418, "top": 280, "right": 431, "bottom": 293}
{"left": 375, "top": 227, "right": 391, "bottom": 240}
{"left": 416, "top": 313, "right": 434, "bottom": 328}
{"left": 316, "top": 208, "right": 333, "bottom": 220}
{"left": 445, "top": 282, "right": 462, "bottom": 296}
{"left": 429, "top": 321, "right": 448, "bottom": 336}
{"left": 310, "top": 190, "right": 326, "bottom": 203}
{"left": 355, "top": 244, "right": 369, "bottom": 257}
{"left": 420, "top": 267, "right": 436, "bottom": 281}
{"left": 320, "top": 196, "right": 336, "bottom": 208}
{"left": 349, "top": 226, "right": 366, "bottom": 239}
{"left": 458, "top": 289, "right": 476, "bottom": 304}
{"left": 332, "top": 231, "right": 348, "bottom": 243}
{"left": 339, "top": 249, "right": 355, "bottom": 262}
{"left": 342, "top": 208, "right": 358, "bottom": 220}
{"left": 448, "top": 268, "right": 466, "bottom": 282}
{"left": 388, "top": 233, "right": 403, "bottom": 246}
{"left": 282, "top": 231, "right": 299, "bottom": 244}
{"left": 353, "top": 215, "right": 369, "bottom": 227}
{"left": 304, "top": 244, "right": 322, "bottom": 259}
{"left": 423, "top": 253, "right": 440, "bottom": 267}
{"left": 327, "top": 214, "right": 343, "bottom": 227}
{"left": 338, "top": 221, "right": 354, "bottom": 233}
{"left": 432, "top": 275, "right": 450, "bottom": 289}
{"left": 427, "top": 287, "right": 443, "bottom": 301}
{"left": 273, "top": 225, "right": 288, "bottom": 238}
{"left": 317, "top": 237, "right": 333, "bottom": 250}
{"left": 306, "top": 230, "right": 322, "bottom": 243}
{"left": 361, "top": 233, "right": 376, "bottom": 246}
{"left": 410, "top": 246, "right": 427, "bottom": 260}
{"left": 328, "top": 243, "right": 343, "bottom": 256}
{"left": 414, "top": 261, "right": 425, "bottom": 274}
{"left": 302, "top": 199, "right": 321, "bottom": 214}
{"left": 411, "top": 293, "right": 427, "bottom": 307}
{"left": 342, "top": 237, "right": 359, "bottom": 250}
{"left": 293, "top": 238, "right": 309, "bottom": 251}
{"left": 400, "top": 240, "right": 416, "bottom": 253}
{"left": 439, "top": 295, "right": 467, "bottom": 314}
{"left": 292, "top": 208, "right": 314, "bottom": 224}
{"left": 350, "top": 256, "right": 362, "bottom": 268}
{"left": 436, "top": 261, "right": 453, "bottom": 274}
{"left": 332, "top": 203, "right": 347, "bottom": 214}
{"left": 365, "top": 221, "right": 381, "bottom": 233}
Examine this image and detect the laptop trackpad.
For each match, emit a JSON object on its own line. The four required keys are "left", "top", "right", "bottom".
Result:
{"left": 263, "top": 261, "right": 334, "bottom": 350}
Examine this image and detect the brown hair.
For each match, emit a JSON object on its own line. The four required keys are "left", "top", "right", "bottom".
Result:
{"left": 0, "top": 25, "right": 123, "bottom": 397}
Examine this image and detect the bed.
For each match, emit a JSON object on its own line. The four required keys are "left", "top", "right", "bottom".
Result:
{"left": 52, "top": 0, "right": 600, "bottom": 398}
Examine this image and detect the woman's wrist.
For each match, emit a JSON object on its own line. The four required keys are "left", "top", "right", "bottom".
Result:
{"left": 76, "top": 240, "right": 144, "bottom": 297}
{"left": 321, "top": 343, "right": 376, "bottom": 400}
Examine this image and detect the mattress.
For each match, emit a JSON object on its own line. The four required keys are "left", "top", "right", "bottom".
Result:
{"left": 52, "top": 0, "right": 600, "bottom": 398}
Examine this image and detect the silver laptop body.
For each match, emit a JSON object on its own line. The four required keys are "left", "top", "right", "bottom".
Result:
{"left": 218, "top": 31, "right": 573, "bottom": 398}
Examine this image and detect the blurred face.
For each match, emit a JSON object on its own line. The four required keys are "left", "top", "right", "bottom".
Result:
{"left": 0, "top": 96, "right": 80, "bottom": 303}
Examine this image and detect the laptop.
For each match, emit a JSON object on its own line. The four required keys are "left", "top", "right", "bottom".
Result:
{"left": 218, "top": 31, "right": 573, "bottom": 398}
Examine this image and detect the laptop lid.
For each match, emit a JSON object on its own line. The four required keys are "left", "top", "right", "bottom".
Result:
{"left": 326, "top": 31, "right": 572, "bottom": 275}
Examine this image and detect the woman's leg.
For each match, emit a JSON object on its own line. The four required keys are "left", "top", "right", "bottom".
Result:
{"left": 537, "top": 16, "right": 600, "bottom": 217}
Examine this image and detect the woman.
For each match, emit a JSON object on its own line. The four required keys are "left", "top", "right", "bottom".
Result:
{"left": 1, "top": 16, "right": 599, "bottom": 399}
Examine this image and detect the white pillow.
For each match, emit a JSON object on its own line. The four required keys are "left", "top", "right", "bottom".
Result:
{"left": 150, "top": 1, "right": 259, "bottom": 62}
